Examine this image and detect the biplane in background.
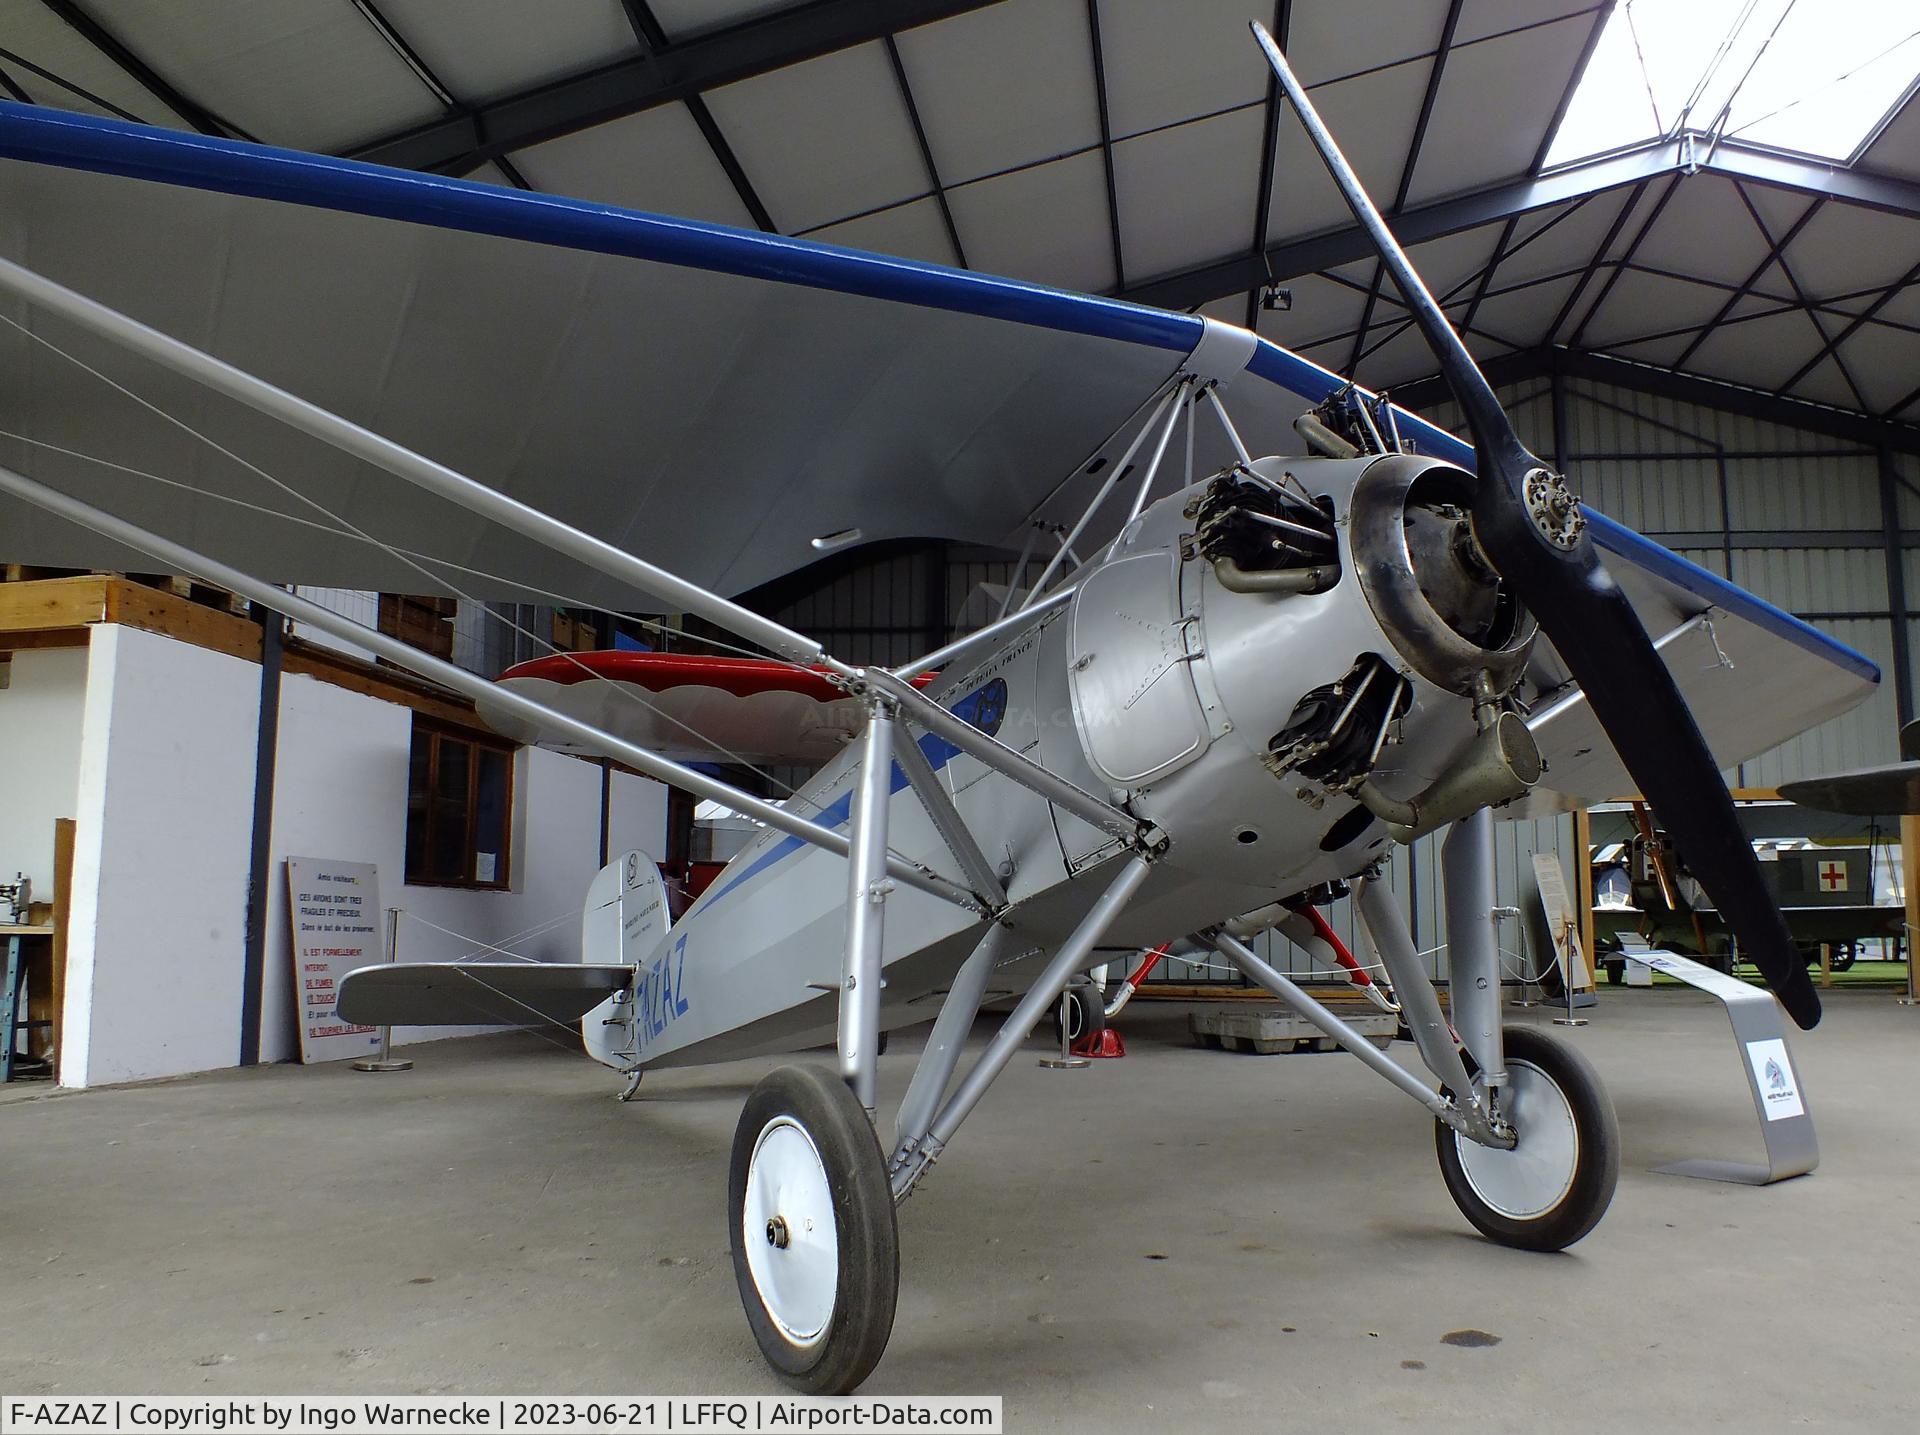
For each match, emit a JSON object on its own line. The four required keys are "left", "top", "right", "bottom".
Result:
{"left": 0, "top": 26, "right": 1877, "bottom": 1393}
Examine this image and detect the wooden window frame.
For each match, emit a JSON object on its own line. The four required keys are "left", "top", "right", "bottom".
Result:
{"left": 404, "top": 718, "right": 515, "bottom": 891}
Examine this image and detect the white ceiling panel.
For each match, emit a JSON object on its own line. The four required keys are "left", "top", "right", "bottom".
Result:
{"left": 1784, "top": 204, "right": 1920, "bottom": 298}
{"left": 0, "top": 0, "right": 193, "bottom": 128}
{"left": 380, "top": 0, "right": 637, "bottom": 103}
{"left": 1285, "top": 0, "right": 1448, "bottom": 87}
{"left": 1684, "top": 308, "right": 1827, "bottom": 392}
{"left": 1409, "top": 223, "right": 1508, "bottom": 299}
{"left": 649, "top": 1, "right": 810, "bottom": 41}
{"left": 1362, "top": 318, "right": 1502, "bottom": 388}
{"left": 947, "top": 150, "right": 1115, "bottom": 294}
{"left": 1630, "top": 175, "right": 1772, "bottom": 281}
{"left": 1454, "top": 0, "right": 1598, "bottom": 47}
{"left": 1786, "top": 355, "right": 1858, "bottom": 410}
{"left": 1492, "top": 189, "right": 1630, "bottom": 287}
{"left": 512, "top": 103, "right": 756, "bottom": 229}
{"left": 465, "top": 161, "right": 519, "bottom": 188}
{"left": 704, "top": 41, "right": 926, "bottom": 234}
{"left": 1874, "top": 285, "right": 1920, "bottom": 329}
{"left": 1601, "top": 332, "right": 1692, "bottom": 368}
{"left": 1255, "top": 272, "right": 1369, "bottom": 350}
{"left": 1580, "top": 269, "right": 1736, "bottom": 348}
{"left": 1264, "top": 63, "right": 1431, "bottom": 247}
{"left": 1833, "top": 322, "right": 1919, "bottom": 414}
{"left": 1472, "top": 272, "right": 1578, "bottom": 349}
{"left": 895, "top": 0, "right": 1100, "bottom": 184}
{"left": 808, "top": 195, "right": 959, "bottom": 268}
{"left": 1404, "top": 10, "right": 1592, "bottom": 204}
{"left": 1324, "top": 256, "right": 1376, "bottom": 287}
{"left": 1742, "top": 182, "right": 1821, "bottom": 247}
{"left": 1099, "top": 0, "right": 1270, "bottom": 136}
{"left": 1113, "top": 105, "right": 1265, "bottom": 282}
{"left": 96, "top": 0, "right": 444, "bottom": 151}
{"left": 1329, "top": 225, "right": 1506, "bottom": 332}
{"left": 1858, "top": 87, "right": 1920, "bottom": 181}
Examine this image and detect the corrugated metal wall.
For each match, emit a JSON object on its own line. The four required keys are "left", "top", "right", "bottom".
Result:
{"left": 748, "top": 374, "right": 1916, "bottom": 985}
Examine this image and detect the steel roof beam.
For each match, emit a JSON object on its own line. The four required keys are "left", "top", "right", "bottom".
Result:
{"left": 1085, "top": 0, "right": 1126, "bottom": 292}
{"left": 1395, "top": 347, "right": 1920, "bottom": 456}
{"left": 346, "top": 0, "right": 1010, "bottom": 174}
{"left": 37, "top": 0, "right": 248, "bottom": 139}
{"left": 1119, "top": 136, "right": 1920, "bottom": 313}
{"left": 1243, "top": 1, "right": 1292, "bottom": 329}
{"left": 884, "top": 35, "right": 965, "bottom": 265}
{"left": 1457, "top": 2, "right": 1615, "bottom": 343}
{"left": 620, "top": 1, "right": 776, "bottom": 232}
{"left": 1347, "top": 0, "right": 1463, "bottom": 379}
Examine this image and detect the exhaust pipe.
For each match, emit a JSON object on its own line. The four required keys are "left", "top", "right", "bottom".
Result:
{"left": 1355, "top": 707, "right": 1542, "bottom": 843}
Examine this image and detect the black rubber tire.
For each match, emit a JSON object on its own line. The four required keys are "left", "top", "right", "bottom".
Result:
{"left": 1605, "top": 959, "right": 1624, "bottom": 986}
{"left": 1434, "top": 1025, "right": 1619, "bottom": 1253}
{"left": 1051, "top": 985, "right": 1106, "bottom": 1046}
{"left": 729, "top": 1065, "right": 899, "bottom": 1394}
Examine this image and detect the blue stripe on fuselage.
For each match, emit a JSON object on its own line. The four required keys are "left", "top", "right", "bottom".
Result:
{"left": 698, "top": 727, "right": 967, "bottom": 911}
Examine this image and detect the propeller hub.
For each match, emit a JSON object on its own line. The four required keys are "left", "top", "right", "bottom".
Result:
{"left": 1351, "top": 456, "right": 1535, "bottom": 697}
{"left": 1523, "top": 468, "right": 1586, "bottom": 551}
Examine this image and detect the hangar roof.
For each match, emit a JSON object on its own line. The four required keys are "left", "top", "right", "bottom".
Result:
{"left": 3, "top": 0, "right": 1918, "bottom": 431}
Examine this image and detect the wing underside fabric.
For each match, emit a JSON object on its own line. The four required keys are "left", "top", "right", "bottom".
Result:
{"left": 0, "top": 101, "right": 1878, "bottom": 784}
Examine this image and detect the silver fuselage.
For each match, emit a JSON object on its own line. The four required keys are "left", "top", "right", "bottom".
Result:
{"left": 601, "top": 454, "right": 1488, "bottom": 1070}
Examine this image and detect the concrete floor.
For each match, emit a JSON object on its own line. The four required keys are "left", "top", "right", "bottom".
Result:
{"left": 3, "top": 989, "right": 1916, "bottom": 1431}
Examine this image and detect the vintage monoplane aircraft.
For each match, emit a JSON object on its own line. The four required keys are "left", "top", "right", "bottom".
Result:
{"left": 0, "top": 25, "right": 1878, "bottom": 1395}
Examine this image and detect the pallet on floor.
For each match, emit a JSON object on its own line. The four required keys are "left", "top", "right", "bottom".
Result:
{"left": 1190, "top": 1004, "right": 1399, "bottom": 1054}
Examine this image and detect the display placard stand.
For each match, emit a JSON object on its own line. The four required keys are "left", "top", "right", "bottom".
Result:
{"left": 1617, "top": 936, "right": 1817, "bottom": 1185}
{"left": 352, "top": 908, "right": 413, "bottom": 1074}
{"left": 1522, "top": 855, "right": 1596, "bottom": 1020}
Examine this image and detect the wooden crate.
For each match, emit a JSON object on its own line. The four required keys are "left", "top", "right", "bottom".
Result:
{"left": 5, "top": 566, "right": 249, "bottom": 616}
{"left": 551, "top": 611, "right": 601, "bottom": 652}
{"left": 377, "top": 593, "right": 455, "bottom": 659}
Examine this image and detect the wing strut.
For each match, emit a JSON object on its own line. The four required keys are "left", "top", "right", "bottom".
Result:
{"left": 0, "top": 256, "right": 1155, "bottom": 922}
{"left": 0, "top": 255, "right": 825, "bottom": 667}
{"left": 0, "top": 458, "right": 982, "bottom": 914}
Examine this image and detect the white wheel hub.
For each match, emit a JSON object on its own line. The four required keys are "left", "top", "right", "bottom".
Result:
{"left": 742, "top": 1116, "right": 838, "bottom": 1347}
{"left": 1455, "top": 1058, "right": 1579, "bottom": 1221}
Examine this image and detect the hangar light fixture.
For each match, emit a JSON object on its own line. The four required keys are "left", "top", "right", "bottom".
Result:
{"left": 1545, "top": 0, "right": 1920, "bottom": 168}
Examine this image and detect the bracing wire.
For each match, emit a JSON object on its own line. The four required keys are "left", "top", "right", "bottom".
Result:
{"left": 0, "top": 315, "right": 975, "bottom": 877}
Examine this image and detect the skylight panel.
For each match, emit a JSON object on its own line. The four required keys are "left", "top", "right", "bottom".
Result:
{"left": 1543, "top": 0, "right": 1920, "bottom": 169}
{"left": 1721, "top": 5, "right": 1920, "bottom": 159}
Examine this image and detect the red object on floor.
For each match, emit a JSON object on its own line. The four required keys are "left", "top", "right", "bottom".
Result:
{"left": 1072, "top": 1028, "right": 1126, "bottom": 1058}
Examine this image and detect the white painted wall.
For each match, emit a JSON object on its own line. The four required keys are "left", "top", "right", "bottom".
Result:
{"left": 257, "top": 671, "right": 667, "bottom": 1064}
{"left": 64, "top": 626, "right": 260, "bottom": 1087}
{"left": 3, "top": 623, "right": 670, "bottom": 1087}
{"left": 608, "top": 769, "right": 669, "bottom": 876}
{"left": 0, "top": 646, "right": 87, "bottom": 896}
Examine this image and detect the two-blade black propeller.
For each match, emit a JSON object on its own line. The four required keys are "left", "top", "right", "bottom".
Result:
{"left": 1251, "top": 22, "right": 1821, "bottom": 1029}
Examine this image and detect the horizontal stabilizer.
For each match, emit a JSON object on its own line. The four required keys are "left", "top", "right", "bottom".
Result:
{"left": 1780, "top": 763, "right": 1920, "bottom": 816}
{"left": 337, "top": 961, "right": 632, "bottom": 1027}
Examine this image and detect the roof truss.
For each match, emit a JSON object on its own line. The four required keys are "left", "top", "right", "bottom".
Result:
{"left": 346, "top": 0, "right": 1011, "bottom": 175}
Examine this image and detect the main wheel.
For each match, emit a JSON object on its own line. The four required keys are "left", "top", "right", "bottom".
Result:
{"left": 729, "top": 1065, "right": 899, "bottom": 1394}
{"left": 1434, "top": 1025, "right": 1619, "bottom": 1252}
{"left": 1051, "top": 983, "right": 1106, "bottom": 1047}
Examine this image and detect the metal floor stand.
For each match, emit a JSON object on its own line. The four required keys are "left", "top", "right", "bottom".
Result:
{"left": 1618, "top": 936, "right": 1817, "bottom": 1185}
